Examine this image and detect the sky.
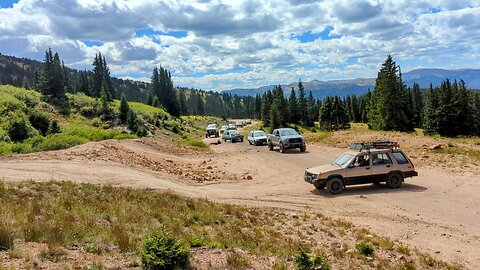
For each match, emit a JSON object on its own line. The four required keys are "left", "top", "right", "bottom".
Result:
{"left": 0, "top": 0, "right": 479, "bottom": 91}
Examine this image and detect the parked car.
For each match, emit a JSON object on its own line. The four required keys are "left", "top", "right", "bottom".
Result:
{"left": 245, "top": 119, "right": 252, "bottom": 124}
{"left": 248, "top": 130, "right": 267, "bottom": 145}
{"left": 222, "top": 129, "right": 244, "bottom": 143}
{"left": 304, "top": 140, "right": 418, "bottom": 194}
{"left": 235, "top": 121, "right": 244, "bottom": 128}
{"left": 205, "top": 124, "right": 219, "bottom": 138}
{"left": 220, "top": 124, "right": 229, "bottom": 134}
{"left": 228, "top": 123, "right": 236, "bottom": 129}
{"left": 267, "top": 128, "right": 305, "bottom": 153}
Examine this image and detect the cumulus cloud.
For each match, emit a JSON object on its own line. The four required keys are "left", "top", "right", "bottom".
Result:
{"left": 0, "top": 0, "right": 479, "bottom": 91}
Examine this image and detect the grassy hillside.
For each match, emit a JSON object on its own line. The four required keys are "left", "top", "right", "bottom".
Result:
{"left": 0, "top": 85, "right": 211, "bottom": 156}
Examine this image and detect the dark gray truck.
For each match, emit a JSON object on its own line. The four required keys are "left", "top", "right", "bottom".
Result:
{"left": 267, "top": 128, "right": 306, "bottom": 153}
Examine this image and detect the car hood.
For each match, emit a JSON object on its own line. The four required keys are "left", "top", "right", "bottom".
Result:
{"left": 281, "top": 135, "right": 304, "bottom": 140}
{"left": 306, "top": 164, "right": 339, "bottom": 174}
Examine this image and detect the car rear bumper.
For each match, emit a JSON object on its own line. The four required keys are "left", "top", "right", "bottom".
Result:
{"left": 403, "top": 171, "right": 418, "bottom": 178}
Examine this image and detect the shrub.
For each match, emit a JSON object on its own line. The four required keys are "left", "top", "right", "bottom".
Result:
{"left": 37, "top": 134, "right": 88, "bottom": 151}
{"left": 49, "top": 120, "right": 61, "bottom": 134}
{"left": 92, "top": 117, "right": 103, "bottom": 128}
{"left": 356, "top": 242, "right": 374, "bottom": 256}
{"left": 8, "top": 118, "right": 30, "bottom": 142}
{"left": 28, "top": 110, "right": 51, "bottom": 136}
{"left": 136, "top": 126, "right": 148, "bottom": 137}
{"left": 141, "top": 231, "right": 190, "bottom": 270}
{"left": 0, "top": 223, "right": 15, "bottom": 251}
{"left": 295, "top": 249, "right": 330, "bottom": 270}
{"left": 80, "top": 106, "right": 97, "bottom": 118}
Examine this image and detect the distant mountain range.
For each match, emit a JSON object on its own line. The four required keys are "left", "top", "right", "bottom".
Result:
{"left": 223, "top": 68, "right": 480, "bottom": 99}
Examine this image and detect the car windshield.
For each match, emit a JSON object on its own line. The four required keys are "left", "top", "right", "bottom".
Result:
{"left": 207, "top": 124, "right": 217, "bottom": 129}
{"left": 279, "top": 129, "right": 298, "bottom": 136}
{"left": 332, "top": 153, "right": 355, "bottom": 167}
{"left": 230, "top": 130, "right": 240, "bottom": 135}
{"left": 254, "top": 131, "right": 266, "bottom": 137}
{"left": 221, "top": 125, "right": 228, "bottom": 129}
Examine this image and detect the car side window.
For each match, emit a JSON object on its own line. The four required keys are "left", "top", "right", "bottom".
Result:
{"left": 372, "top": 153, "right": 391, "bottom": 165}
{"left": 392, "top": 152, "right": 409, "bottom": 164}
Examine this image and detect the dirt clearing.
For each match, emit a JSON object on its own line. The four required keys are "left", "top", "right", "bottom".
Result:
{"left": 1, "top": 136, "right": 479, "bottom": 268}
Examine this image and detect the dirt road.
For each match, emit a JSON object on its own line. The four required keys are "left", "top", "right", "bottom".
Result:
{"left": 1, "top": 138, "right": 479, "bottom": 268}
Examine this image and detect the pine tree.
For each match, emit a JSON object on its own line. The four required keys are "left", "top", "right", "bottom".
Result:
{"left": 423, "top": 84, "right": 439, "bottom": 135}
{"left": 92, "top": 53, "right": 104, "bottom": 97}
{"left": 178, "top": 89, "right": 188, "bottom": 115}
{"left": 368, "top": 55, "right": 412, "bottom": 131}
{"left": 298, "top": 80, "right": 307, "bottom": 125}
{"left": 288, "top": 87, "right": 299, "bottom": 124}
{"left": 196, "top": 93, "right": 205, "bottom": 115}
{"left": 306, "top": 91, "right": 317, "bottom": 127}
{"left": 254, "top": 94, "right": 262, "bottom": 120}
{"left": 319, "top": 97, "right": 333, "bottom": 131}
{"left": 411, "top": 83, "right": 423, "bottom": 128}
{"left": 261, "top": 90, "right": 273, "bottom": 126}
{"left": 119, "top": 95, "right": 129, "bottom": 124}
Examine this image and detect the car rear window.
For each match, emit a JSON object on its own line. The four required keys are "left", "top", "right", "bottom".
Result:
{"left": 372, "top": 153, "right": 391, "bottom": 165}
{"left": 392, "top": 152, "right": 409, "bottom": 164}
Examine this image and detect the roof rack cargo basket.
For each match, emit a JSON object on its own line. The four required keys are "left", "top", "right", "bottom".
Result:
{"left": 350, "top": 140, "right": 399, "bottom": 151}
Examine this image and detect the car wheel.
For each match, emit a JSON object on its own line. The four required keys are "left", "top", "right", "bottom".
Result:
{"left": 241, "top": 138, "right": 243, "bottom": 142}
{"left": 205, "top": 134, "right": 208, "bottom": 138}
{"left": 280, "top": 143, "right": 286, "bottom": 153}
{"left": 300, "top": 145, "right": 306, "bottom": 152}
{"left": 326, "top": 177, "right": 344, "bottom": 194}
{"left": 224, "top": 139, "right": 227, "bottom": 142}
{"left": 386, "top": 173, "right": 403, "bottom": 188}
{"left": 313, "top": 182, "right": 325, "bottom": 190}
{"left": 268, "top": 142, "right": 273, "bottom": 151}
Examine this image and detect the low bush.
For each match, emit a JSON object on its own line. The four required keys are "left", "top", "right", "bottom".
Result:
{"left": 295, "top": 249, "right": 330, "bottom": 270}
{"left": 0, "top": 223, "right": 15, "bottom": 251}
{"left": 8, "top": 117, "right": 31, "bottom": 142}
{"left": 356, "top": 242, "right": 374, "bottom": 256}
{"left": 36, "top": 134, "right": 89, "bottom": 151}
{"left": 141, "top": 230, "right": 190, "bottom": 270}
{"left": 28, "top": 110, "right": 51, "bottom": 136}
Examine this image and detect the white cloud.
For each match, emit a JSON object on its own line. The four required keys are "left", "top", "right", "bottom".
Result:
{"left": 0, "top": 0, "right": 479, "bottom": 91}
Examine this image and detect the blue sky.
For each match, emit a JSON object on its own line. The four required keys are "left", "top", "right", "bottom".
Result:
{"left": 0, "top": 0, "right": 479, "bottom": 91}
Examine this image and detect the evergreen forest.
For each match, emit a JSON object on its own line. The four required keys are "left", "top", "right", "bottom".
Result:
{"left": 1, "top": 51, "right": 479, "bottom": 137}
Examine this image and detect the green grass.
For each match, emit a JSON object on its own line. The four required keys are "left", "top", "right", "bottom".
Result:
{"left": 0, "top": 181, "right": 306, "bottom": 257}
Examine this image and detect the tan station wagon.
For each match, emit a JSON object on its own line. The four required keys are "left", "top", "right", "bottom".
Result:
{"left": 304, "top": 141, "right": 418, "bottom": 194}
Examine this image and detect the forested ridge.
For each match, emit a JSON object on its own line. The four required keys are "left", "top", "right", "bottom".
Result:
{"left": 1, "top": 51, "right": 479, "bottom": 137}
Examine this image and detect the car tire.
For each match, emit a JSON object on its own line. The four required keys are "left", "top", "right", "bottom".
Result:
{"left": 280, "top": 143, "right": 286, "bottom": 153}
{"left": 241, "top": 138, "right": 243, "bottom": 142}
{"left": 313, "top": 182, "right": 325, "bottom": 190}
{"left": 326, "top": 177, "right": 344, "bottom": 194}
{"left": 300, "top": 145, "right": 306, "bottom": 152}
{"left": 268, "top": 142, "right": 273, "bottom": 151}
{"left": 386, "top": 173, "right": 403, "bottom": 188}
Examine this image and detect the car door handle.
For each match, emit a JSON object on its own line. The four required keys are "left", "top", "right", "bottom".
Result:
{"left": 365, "top": 167, "right": 370, "bottom": 170}
{"left": 386, "top": 165, "right": 391, "bottom": 168}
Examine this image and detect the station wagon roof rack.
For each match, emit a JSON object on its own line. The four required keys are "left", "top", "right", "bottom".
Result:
{"left": 350, "top": 140, "right": 399, "bottom": 151}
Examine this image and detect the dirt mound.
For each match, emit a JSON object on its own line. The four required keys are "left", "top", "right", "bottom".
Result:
{"left": 4, "top": 139, "right": 242, "bottom": 184}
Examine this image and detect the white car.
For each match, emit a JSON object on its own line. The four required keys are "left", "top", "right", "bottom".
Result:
{"left": 248, "top": 130, "right": 267, "bottom": 146}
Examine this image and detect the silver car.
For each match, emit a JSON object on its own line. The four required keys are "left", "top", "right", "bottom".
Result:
{"left": 248, "top": 130, "right": 267, "bottom": 146}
